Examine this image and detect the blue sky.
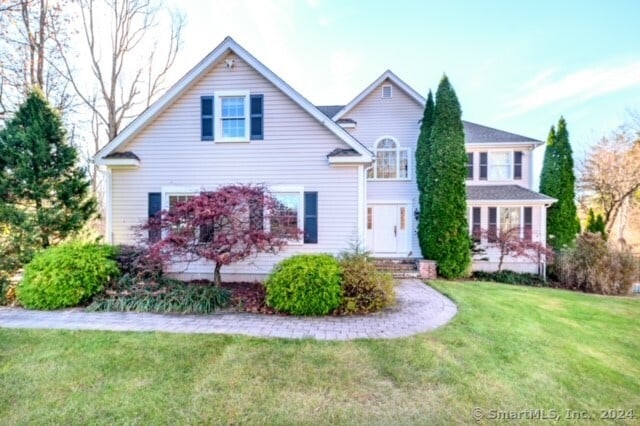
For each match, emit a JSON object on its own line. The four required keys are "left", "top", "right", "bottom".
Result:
{"left": 166, "top": 0, "right": 640, "bottom": 159}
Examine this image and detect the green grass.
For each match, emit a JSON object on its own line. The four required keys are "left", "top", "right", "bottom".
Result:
{"left": 1, "top": 281, "right": 639, "bottom": 425}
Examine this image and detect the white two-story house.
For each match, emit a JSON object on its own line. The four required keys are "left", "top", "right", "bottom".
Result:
{"left": 95, "top": 37, "right": 554, "bottom": 280}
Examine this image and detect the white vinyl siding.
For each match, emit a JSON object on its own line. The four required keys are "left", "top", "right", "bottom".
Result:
{"left": 110, "top": 53, "right": 358, "bottom": 279}
{"left": 346, "top": 79, "right": 424, "bottom": 256}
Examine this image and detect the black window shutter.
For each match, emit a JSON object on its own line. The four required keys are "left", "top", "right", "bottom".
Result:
{"left": 148, "top": 192, "right": 162, "bottom": 243}
{"left": 303, "top": 192, "right": 318, "bottom": 244}
{"left": 201, "top": 96, "right": 214, "bottom": 141}
{"left": 480, "top": 152, "right": 488, "bottom": 180}
{"left": 488, "top": 207, "right": 497, "bottom": 242}
{"left": 250, "top": 94, "right": 264, "bottom": 140}
{"left": 472, "top": 207, "right": 481, "bottom": 241}
{"left": 524, "top": 207, "right": 533, "bottom": 241}
{"left": 514, "top": 151, "right": 523, "bottom": 180}
{"left": 466, "top": 152, "right": 474, "bottom": 180}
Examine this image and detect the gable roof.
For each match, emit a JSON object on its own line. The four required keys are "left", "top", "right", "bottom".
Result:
{"left": 330, "top": 70, "right": 543, "bottom": 146}
{"left": 332, "top": 70, "right": 425, "bottom": 121}
{"left": 467, "top": 185, "right": 556, "bottom": 202}
{"left": 95, "top": 37, "right": 373, "bottom": 164}
{"left": 463, "top": 121, "right": 542, "bottom": 145}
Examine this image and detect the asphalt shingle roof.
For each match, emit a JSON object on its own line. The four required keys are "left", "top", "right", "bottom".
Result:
{"left": 104, "top": 151, "right": 140, "bottom": 160}
{"left": 315, "top": 105, "right": 541, "bottom": 145}
{"left": 316, "top": 105, "right": 344, "bottom": 118}
{"left": 327, "top": 148, "right": 360, "bottom": 157}
{"left": 462, "top": 121, "right": 541, "bottom": 144}
{"left": 466, "top": 185, "right": 555, "bottom": 201}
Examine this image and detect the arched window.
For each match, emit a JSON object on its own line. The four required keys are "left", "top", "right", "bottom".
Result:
{"left": 368, "top": 137, "right": 409, "bottom": 180}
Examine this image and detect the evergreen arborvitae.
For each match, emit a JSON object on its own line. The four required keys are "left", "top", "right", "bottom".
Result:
{"left": 585, "top": 208, "right": 607, "bottom": 240}
{"left": 539, "top": 117, "right": 580, "bottom": 249}
{"left": 0, "top": 89, "right": 96, "bottom": 250}
{"left": 423, "top": 76, "right": 470, "bottom": 278}
{"left": 416, "top": 90, "right": 435, "bottom": 258}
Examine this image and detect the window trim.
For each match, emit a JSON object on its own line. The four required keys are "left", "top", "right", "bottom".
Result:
{"left": 488, "top": 151, "right": 514, "bottom": 181}
{"left": 270, "top": 185, "right": 304, "bottom": 245}
{"left": 214, "top": 90, "right": 251, "bottom": 142}
{"left": 368, "top": 136, "right": 410, "bottom": 181}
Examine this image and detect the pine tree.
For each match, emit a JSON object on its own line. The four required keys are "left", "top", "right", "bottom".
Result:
{"left": 0, "top": 89, "right": 96, "bottom": 250}
{"left": 416, "top": 90, "right": 435, "bottom": 258}
{"left": 539, "top": 117, "right": 580, "bottom": 249}
{"left": 585, "top": 208, "right": 607, "bottom": 240}
{"left": 422, "top": 76, "right": 470, "bottom": 278}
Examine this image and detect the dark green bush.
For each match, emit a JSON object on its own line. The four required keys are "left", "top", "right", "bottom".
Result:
{"left": 556, "top": 232, "right": 637, "bottom": 295}
{"left": 472, "top": 270, "right": 547, "bottom": 287}
{"left": 265, "top": 254, "right": 342, "bottom": 315}
{"left": 337, "top": 252, "right": 395, "bottom": 314}
{"left": 17, "top": 243, "right": 119, "bottom": 309}
{"left": 87, "top": 277, "right": 231, "bottom": 314}
{"left": 0, "top": 276, "right": 9, "bottom": 305}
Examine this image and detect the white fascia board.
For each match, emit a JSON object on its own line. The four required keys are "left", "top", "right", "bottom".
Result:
{"left": 328, "top": 156, "right": 372, "bottom": 165}
{"left": 466, "top": 142, "right": 542, "bottom": 149}
{"left": 334, "top": 70, "right": 426, "bottom": 120}
{"left": 96, "top": 36, "right": 373, "bottom": 162}
{"left": 467, "top": 198, "right": 557, "bottom": 206}
{"left": 95, "top": 158, "right": 140, "bottom": 167}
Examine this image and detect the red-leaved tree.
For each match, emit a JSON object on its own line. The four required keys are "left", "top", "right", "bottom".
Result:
{"left": 145, "top": 184, "right": 299, "bottom": 286}
{"left": 476, "top": 226, "right": 554, "bottom": 273}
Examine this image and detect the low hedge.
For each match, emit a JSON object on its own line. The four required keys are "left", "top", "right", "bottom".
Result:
{"left": 17, "top": 243, "right": 119, "bottom": 310}
{"left": 265, "top": 254, "right": 342, "bottom": 315}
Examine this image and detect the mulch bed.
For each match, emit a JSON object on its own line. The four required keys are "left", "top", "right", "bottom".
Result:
{"left": 218, "top": 281, "right": 278, "bottom": 314}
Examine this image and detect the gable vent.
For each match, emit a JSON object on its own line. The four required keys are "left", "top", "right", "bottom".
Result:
{"left": 381, "top": 84, "right": 392, "bottom": 99}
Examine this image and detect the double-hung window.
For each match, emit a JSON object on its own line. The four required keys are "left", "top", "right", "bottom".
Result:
{"left": 488, "top": 151, "right": 513, "bottom": 180}
{"left": 270, "top": 191, "right": 302, "bottom": 242}
{"left": 214, "top": 90, "right": 250, "bottom": 142}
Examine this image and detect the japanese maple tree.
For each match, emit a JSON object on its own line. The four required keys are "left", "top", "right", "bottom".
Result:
{"left": 478, "top": 226, "right": 554, "bottom": 273}
{"left": 146, "top": 184, "right": 299, "bottom": 286}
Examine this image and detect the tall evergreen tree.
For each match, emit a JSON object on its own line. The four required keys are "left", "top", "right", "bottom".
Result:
{"left": 585, "top": 208, "right": 607, "bottom": 240}
{"left": 416, "top": 90, "right": 435, "bottom": 257}
{"left": 0, "top": 89, "right": 96, "bottom": 250}
{"left": 539, "top": 117, "right": 580, "bottom": 249}
{"left": 422, "top": 76, "right": 470, "bottom": 278}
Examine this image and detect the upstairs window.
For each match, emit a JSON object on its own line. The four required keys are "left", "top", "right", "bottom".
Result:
{"left": 213, "top": 90, "right": 250, "bottom": 142}
{"left": 479, "top": 151, "right": 524, "bottom": 181}
{"left": 466, "top": 152, "right": 474, "bottom": 180}
{"left": 488, "top": 151, "right": 513, "bottom": 180}
{"left": 368, "top": 137, "right": 409, "bottom": 180}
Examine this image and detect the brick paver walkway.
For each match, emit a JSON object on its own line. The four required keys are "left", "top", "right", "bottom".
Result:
{"left": 0, "top": 279, "right": 456, "bottom": 340}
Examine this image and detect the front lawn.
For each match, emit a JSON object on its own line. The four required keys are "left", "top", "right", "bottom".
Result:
{"left": 1, "top": 281, "right": 639, "bottom": 424}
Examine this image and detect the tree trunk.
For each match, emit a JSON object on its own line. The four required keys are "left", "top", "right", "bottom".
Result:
{"left": 213, "top": 262, "right": 222, "bottom": 287}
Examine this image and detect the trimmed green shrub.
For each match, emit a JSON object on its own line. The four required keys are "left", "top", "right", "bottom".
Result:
{"left": 87, "top": 277, "right": 231, "bottom": 314}
{"left": 337, "top": 253, "right": 395, "bottom": 314}
{"left": 265, "top": 254, "right": 342, "bottom": 315}
{"left": 556, "top": 232, "right": 637, "bottom": 295}
{"left": 472, "top": 270, "right": 547, "bottom": 287}
{"left": 17, "top": 243, "right": 119, "bottom": 309}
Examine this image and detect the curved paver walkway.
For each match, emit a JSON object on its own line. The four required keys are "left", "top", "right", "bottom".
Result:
{"left": 0, "top": 279, "right": 456, "bottom": 340}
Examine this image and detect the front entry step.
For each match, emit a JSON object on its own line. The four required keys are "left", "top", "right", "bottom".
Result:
{"left": 373, "top": 259, "right": 420, "bottom": 279}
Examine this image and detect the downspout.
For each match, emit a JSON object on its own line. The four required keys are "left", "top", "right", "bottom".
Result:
{"left": 96, "top": 165, "right": 113, "bottom": 244}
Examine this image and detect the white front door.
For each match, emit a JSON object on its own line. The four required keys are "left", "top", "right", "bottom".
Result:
{"left": 367, "top": 204, "right": 409, "bottom": 255}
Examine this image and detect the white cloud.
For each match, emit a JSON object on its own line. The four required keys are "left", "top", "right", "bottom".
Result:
{"left": 502, "top": 61, "right": 640, "bottom": 118}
